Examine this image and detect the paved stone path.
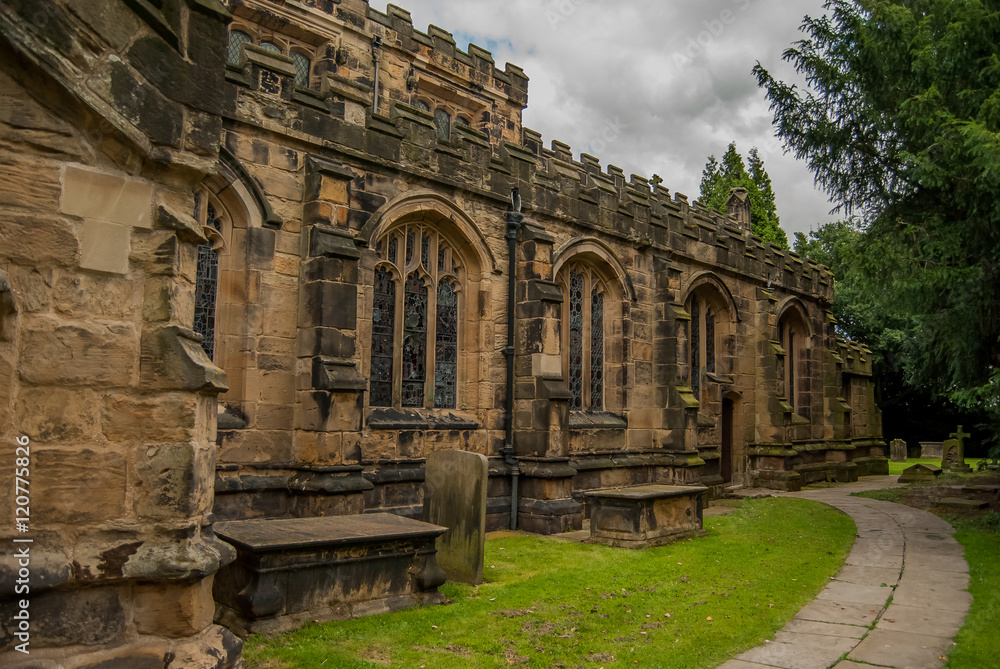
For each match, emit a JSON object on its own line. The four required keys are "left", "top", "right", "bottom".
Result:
{"left": 719, "top": 476, "right": 971, "bottom": 669}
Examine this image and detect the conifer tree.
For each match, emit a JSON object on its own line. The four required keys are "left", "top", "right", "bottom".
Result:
{"left": 699, "top": 143, "right": 788, "bottom": 248}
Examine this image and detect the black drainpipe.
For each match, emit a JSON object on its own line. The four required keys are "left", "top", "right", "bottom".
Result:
{"left": 503, "top": 189, "right": 524, "bottom": 530}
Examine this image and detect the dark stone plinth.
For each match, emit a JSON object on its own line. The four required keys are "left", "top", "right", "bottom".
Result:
{"left": 584, "top": 484, "right": 708, "bottom": 549}
{"left": 938, "top": 497, "right": 988, "bottom": 510}
{"left": 898, "top": 463, "right": 942, "bottom": 484}
{"left": 213, "top": 513, "right": 447, "bottom": 635}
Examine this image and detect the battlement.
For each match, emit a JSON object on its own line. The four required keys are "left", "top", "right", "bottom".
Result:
{"left": 223, "top": 0, "right": 833, "bottom": 300}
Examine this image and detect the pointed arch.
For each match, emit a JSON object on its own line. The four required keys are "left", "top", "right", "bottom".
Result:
{"left": 552, "top": 237, "right": 636, "bottom": 303}
{"left": 681, "top": 271, "right": 741, "bottom": 323}
{"left": 361, "top": 192, "right": 498, "bottom": 277}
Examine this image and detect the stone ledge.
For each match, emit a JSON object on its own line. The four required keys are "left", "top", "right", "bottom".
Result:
{"left": 366, "top": 408, "right": 480, "bottom": 431}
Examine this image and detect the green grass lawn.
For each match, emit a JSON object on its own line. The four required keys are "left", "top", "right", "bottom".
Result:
{"left": 887, "top": 457, "right": 986, "bottom": 476}
{"left": 244, "top": 498, "right": 855, "bottom": 669}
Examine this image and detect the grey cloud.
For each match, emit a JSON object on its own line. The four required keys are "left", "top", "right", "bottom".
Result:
{"left": 371, "top": 0, "right": 840, "bottom": 235}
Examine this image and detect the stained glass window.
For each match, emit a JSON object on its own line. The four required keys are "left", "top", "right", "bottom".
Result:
{"left": 568, "top": 272, "right": 584, "bottom": 410}
{"left": 371, "top": 226, "right": 464, "bottom": 410}
{"left": 227, "top": 31, "right": 251, "bottom": 65}
{"left": 435, "top": 282, "right": 458, "bottom": 409}
{"left": 434, "top": 109, "right": 451, "bottom": 140}
{"left": 370, "top": 267, "right": 396, "bottom": 407}
{"left": 194, "top": 203, "right": 223, "bottom": 360}
{"left": 291, "top": 52, "right": 311, "bottom": 88}
{"left": 706, "top": 310, "right": 716, "bottom": 374}
{"left": 590, "top": 290, "right": 604, "bottom": 410}
{"left": 401, "top": 274, "right": 428, "bottom": 407}
{"left": 691, "top": 299, "right": 701, "bottom": 398}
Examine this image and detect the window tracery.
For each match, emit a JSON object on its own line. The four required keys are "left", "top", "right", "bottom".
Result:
{"left": 369, "top": 225, "right": 462, "bottom": 409}
{"left": 561, "top": 265, "right": 607, "bottom": 412}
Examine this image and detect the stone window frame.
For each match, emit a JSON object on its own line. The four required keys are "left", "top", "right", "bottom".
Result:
{"left": 192, "top": 189, "right": 230, "bottom": 361}
{"left": 368, "top": 223, "right": 468, "bottom": 411}
{"left": 557, "top": 263, "right": 609, "bottom": 413}
{"left": 226, "top": 23, "right": 316, "bottom": 88}
{"left": 415, "top": 96, "right": 476, "bottom": 139}
{"left": 778, "top": 301, "right": 813, "bottom": 418}
{"left": 680, "top": 273, "right": 740, "bottom": 406}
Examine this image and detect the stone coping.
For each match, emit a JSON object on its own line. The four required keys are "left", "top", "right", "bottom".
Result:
{"left": 215, "top": 513, "right": 447, "bottom": 552}
{"left": 583, "top": 484, "right": 708, "bottom": 501}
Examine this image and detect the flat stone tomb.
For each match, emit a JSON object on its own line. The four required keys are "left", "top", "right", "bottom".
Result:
{"left": 214, "top": 513, "right": 448, "bottom": 635}
{"left": 584, "top": 484, "right": 708, "bottom": 549}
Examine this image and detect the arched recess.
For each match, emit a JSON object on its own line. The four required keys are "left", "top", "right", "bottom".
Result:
{"left": 552, "top": 237, "right": 637, "bottom": 304}
{"left": 681, "top": 272, "right": 740, "bottom": 402}
{"left": 364, "top": 204, "right": 491, "bottom": 413}
{"left": 360, "top": 192, "right": 498, "bottom": 276}
{"left": 776, "top": 298, "right": 814, "bottom": 417}
{"left": 553, "top": 242, "right": 631, "bottom": 414}
{"left": 196, "top": 154, "right": 280, "bottom": 429}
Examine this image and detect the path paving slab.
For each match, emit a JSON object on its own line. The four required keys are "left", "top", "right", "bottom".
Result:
{"left": 816, "top": 581, "right": 893, "bottom": 606}
{"left": 831, "top": 661, "right": 891, "bottom": 669}
{"left": 717, "top": 660, "right": 779, "bottom": 669}
{"left": 849, "top": 628, "right": 954, "bottom": 668}
{"left": 891, "top": 582, "right": 972, "bottom": 612}
{"left": 736, "top": 633, "right": 857, "bottom": 669}
{"left": 897, "top": 552, "right": 969, "bottom": 573}
{"left": 901, "top": 566, "right": 969, "bottom": 590}
{"left": 876, "top": 604, "right": 967, "bottom": 638}
{"left": 781, "top": 619, "right": 867, "bottom": 639}
{"left": 794, "top": 599, "right": 882, "bottom": 626}
{"left": 832, "top": 565, "right": 900, "bottom": 587}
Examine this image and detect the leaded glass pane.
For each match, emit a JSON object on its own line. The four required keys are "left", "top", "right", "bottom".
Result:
{"left": 434, "top": 282, "right": 458, "bottom": 409}
{"left": 370, "top": 267, "right": 396, "bottom": 407}
{"left": 260, "top": 41, "right": 281, "bottom": 54}
{"left": 439, "top": 245, "right": 446, "bottom": 273}
{"left": 706, "top": 309, "right": 716, "bottom": 374}
{"left": 590, "top": 290, "right": 604, "bottom": 410}
{"left": 406, "top": 230, "right": 414, "bottom": 265}
{"left": 788, "top": 331, "right": 795, "bottom": 404}
{"left": 227, "top": 31, "right": 251, "bottom": 65}
{"left": 456, "top": 116, "right": 471, "bottom": 127}
{"left": 291, "top": 52, "right": 310, "bottom": 88}
{"left": 568, "top": 272, "right": 584, "bottom": 411}
{"left": 434, "top": 109, "right": 451, "bottom": 140}
{"left": 421, "top": 233, "right": 430, "bottom": 269}
{"left": 691, "top": 299, "right": 701, "bottom": 398}
{"left": 416, "top": 100, "right": 431, "bottom": 112}
{"left": 402, "top": 274, "right": 428, "bottom": 407}
{"left": 388, "top": 235, "right": 398, "bottom": 265}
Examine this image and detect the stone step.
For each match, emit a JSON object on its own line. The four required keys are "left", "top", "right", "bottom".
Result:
{"left": 937, "top": 497, "right": 989, "bottom": 510}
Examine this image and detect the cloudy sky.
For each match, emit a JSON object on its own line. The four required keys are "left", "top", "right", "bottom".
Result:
{"left": 370, "top": 0, "right": 840, "bottom": 239}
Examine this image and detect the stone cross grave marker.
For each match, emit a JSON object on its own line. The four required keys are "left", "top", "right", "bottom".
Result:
{"left": 943, "top": 426, "right": 973, "bottom": 473}
{"left": 424, "top": 450, "right": 489, "bottom": 585}
{"left": 890, "top": 438, "right": 907, "bottom": 463}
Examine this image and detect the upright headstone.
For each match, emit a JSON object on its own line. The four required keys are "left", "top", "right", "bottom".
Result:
{"left": 890, "top": 439, "right": 908, "bottom": 463}
{"left": 424, "top": 450, "right": 489, "bottom": 585}
{"left": 943, "top": 426, "right": 973, "bottom": 473}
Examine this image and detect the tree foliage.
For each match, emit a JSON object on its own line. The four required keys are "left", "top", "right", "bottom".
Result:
{"left": 754, "top": 0, "right": 1000, "bottom": 424}
{"left": 700, "top": 143, "right": 789, "bottom": 248}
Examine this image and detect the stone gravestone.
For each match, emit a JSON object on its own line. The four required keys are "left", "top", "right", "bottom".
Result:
{"left": 942, "top": 426, "right": 973, "bottom": 473}
{"left": 890, "top": 438, "right": 908, "bottom": 463}
{"left": 424, "top": 450, "right": 489, "bottom": 585}
{"left": 898, "top": 463, "right": 942, "bottom": 484}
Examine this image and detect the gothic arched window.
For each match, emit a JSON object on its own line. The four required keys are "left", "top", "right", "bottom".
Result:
{"left": 779, "top": 307, "right": 810, "bottom": 414}
{"left": 561, "top": 265, "right": 606, "bottom": 412}
{"left": 193, "top": 194, "right": 225, "bottom": 360}
{"left": 369, "top": 225, "right": 462, "bottom": 409}
{"left": 687, "top": 294, "right": 717, "bottom": 399}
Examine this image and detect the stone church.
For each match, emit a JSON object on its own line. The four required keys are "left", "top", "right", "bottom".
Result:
{"left": 0, "top": 0, "right": 885, "bottom": 666}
